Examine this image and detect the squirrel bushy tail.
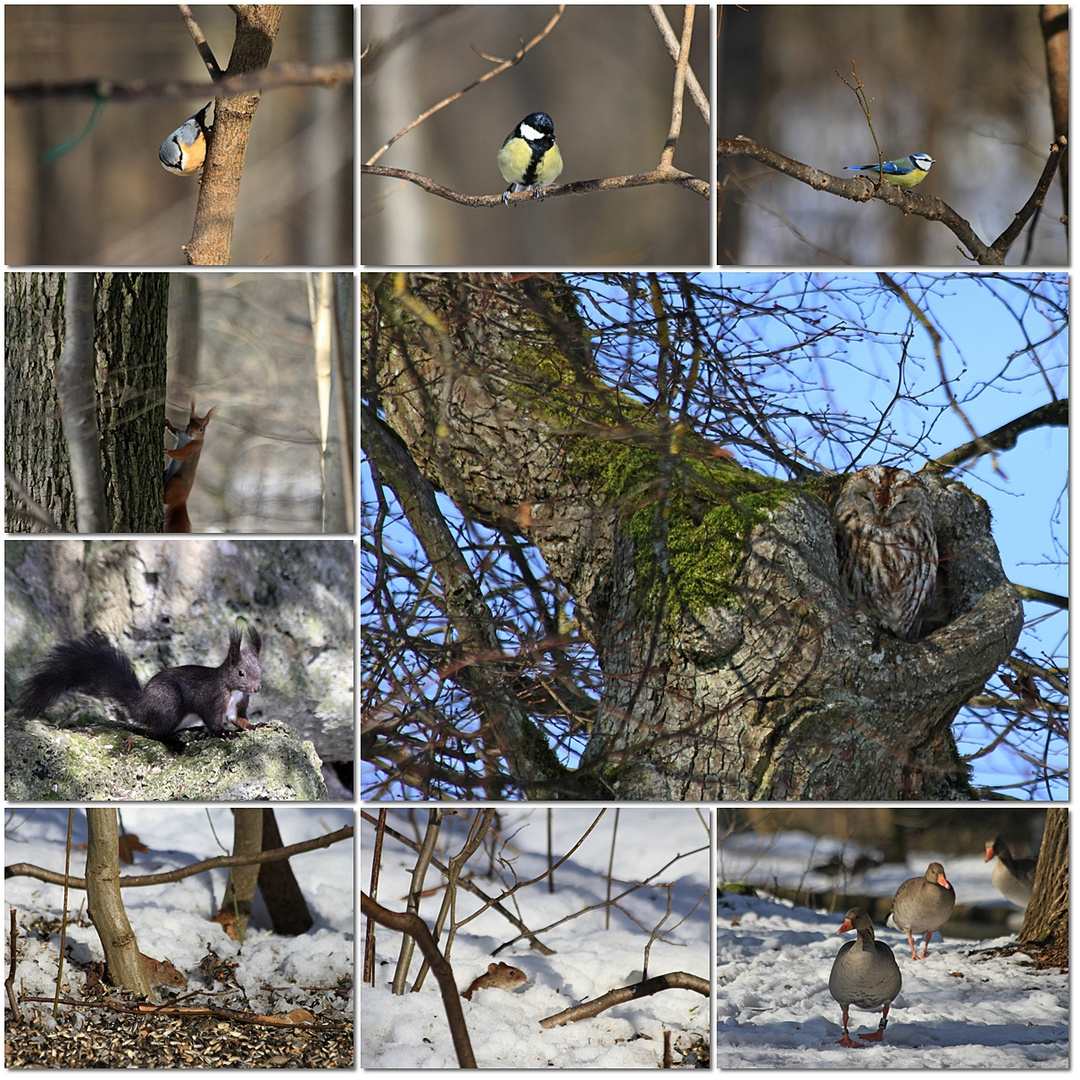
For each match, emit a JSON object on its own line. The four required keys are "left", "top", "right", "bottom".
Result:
{"left": 17, "top": 623, "right": 262, "bottom": 743}
{"left": 19, "top": 632, "right": 142, "bottom": 718}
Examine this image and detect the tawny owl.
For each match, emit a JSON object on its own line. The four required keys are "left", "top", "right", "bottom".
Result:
{"left": 834, "top": 465, "right": 938, "bottom": 640}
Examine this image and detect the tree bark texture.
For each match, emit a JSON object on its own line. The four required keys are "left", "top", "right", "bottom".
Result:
{"left": 57, "top": 273, "right": 106, "bottom": 532}
{"left": 217, "top": 808, "right": 263, "bottom": 940}
{"left": 186, "top": 6, "right": 283, "bottom": 265}
{"left": 363, "top": 274, "right": 1024, "bottom": 801}
{"left": 6, "top": 273, "right": 169, "bottom": 532}
{"left": 1020, "top": 807, "right": 1067, "bottom": 942}
{"left": 85, "top": 808, "right": 154, "bottom": 999}
{"left": 256, "top": 807, "right": 315, "bottom": 935}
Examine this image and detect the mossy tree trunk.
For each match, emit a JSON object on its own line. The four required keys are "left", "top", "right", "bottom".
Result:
{"left": 363, "top": 273, "right": 1023, "bottom": 801}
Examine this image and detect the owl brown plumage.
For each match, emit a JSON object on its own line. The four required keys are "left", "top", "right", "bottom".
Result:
{"left": 835, "top": 465, "right": 938, "bottom": 640}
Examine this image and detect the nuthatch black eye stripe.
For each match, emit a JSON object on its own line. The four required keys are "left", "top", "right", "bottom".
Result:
{"left": 159, "top": 102, "right": 212, "bottom": 176}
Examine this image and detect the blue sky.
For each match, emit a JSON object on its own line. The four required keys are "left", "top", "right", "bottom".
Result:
{"left": 363, "top": 273, "right": 1067, "bottom": 799}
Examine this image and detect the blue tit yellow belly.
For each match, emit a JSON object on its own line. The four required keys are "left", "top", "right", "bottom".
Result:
{"left": 843, "top": 153, "right": 934, "bottom": 190}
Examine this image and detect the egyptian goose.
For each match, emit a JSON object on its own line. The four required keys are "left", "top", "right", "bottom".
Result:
{"left": 889, "top": 862, "right": 956, "bottom": 960}
{"left": 985, "top": 837, "right": 1037, "bottom": 908}
{"left": 828, "top": 907, "right": 902, "bottom": 1047}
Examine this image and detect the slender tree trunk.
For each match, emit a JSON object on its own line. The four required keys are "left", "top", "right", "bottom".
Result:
{"left": 85, "top": 809, "right": 155, "bottom": 999}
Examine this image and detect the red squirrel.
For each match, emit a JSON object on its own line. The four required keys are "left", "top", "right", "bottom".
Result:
{"left": 164, "top": 399, "right": 217, "bottom": 533}
{"left": 17, "top": 622, "right": 261, "bottom": 746}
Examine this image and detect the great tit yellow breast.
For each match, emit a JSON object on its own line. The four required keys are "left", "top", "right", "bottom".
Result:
{"left": 532, "top": 143, "right": 563, "bottom": 187}
{"left": 498, "top": 136, "right": 538, "bottom": 186}
{"left": 498, "top": 112, "right": 563, "bottom": 201}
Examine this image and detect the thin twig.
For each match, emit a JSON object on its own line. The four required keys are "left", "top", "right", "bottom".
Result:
{"left": 659, "top": 5, "right": 695, "bottom": 169}
{"left": 18, "top": 995, "right": 349, "bottom": 1029}
{"left": 361, "top": 164, "right": 710, "bottom": 202}
{"left": 6, "top": 826, "right": 353, "bottom": 889}
{"left": 648, "top": 5, "right": 708, "bottom": 122}
{"left": 365, "top": 7, "right": 565, "bottom": 166}
{"left": 178, "top": 4, "right": 223, "bottom": 80}
{"left": 5, "top": 62, "right": 353, "bottom": 103}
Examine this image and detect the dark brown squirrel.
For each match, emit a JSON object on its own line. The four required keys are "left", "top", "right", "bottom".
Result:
{"left": 17, "top": 622, "right": 261, "bottom": 745}
{"left": 164, "top": 398, "right": 218, "bottom": 533}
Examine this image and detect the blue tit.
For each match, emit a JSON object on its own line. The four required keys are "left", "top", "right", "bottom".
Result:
{"left": 843, "top": 153, "right": 935, "bottom": 189}
{"left": 159, "top": 102, "right": 212, "bottom": 175}
{"left": 497, "top": 112, "right": 563, "bottom": 206}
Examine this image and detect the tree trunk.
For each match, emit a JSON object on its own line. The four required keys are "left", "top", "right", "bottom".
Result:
{"left": 257, "top": 807, "right": 315, "bottom": 935}
{"left": 85, "top": 808, "right": 155, "bottom": 999}
{"left": 1019, "top": 808, "right": 1067, "bottom": 942}
{"left": 216, "top": 808, "right": 263, "bottom": 941}
{"left": 364, "top": 273, "right": 1024, "bottom": 801}
{"left": 6, "top": 272, "right": 169, "bottom": 532}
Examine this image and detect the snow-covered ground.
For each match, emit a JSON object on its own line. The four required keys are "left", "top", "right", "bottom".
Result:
{"left": 5, "top": 806, "right": 354, "bottom": 1019}
{"left": 362, "top": 807, "right": 711, "bottom": 1069}
{"left": 718, "top": 829, "right": 1068, "bottom": 1067}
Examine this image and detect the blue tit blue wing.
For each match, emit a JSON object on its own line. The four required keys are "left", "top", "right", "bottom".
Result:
{"left": 845, "top": 160, "right": 908, "bottom": 175}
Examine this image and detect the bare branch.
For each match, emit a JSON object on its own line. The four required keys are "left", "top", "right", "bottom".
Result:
{"left": 363, "top": 7, "right": 565, "bottom": 166}
{"left": 540, "top": 971, "right": 708, "bottom": 1028}
{"left": 362, "top": 164, "right": 710, "bottom": 203}
{"left": 935, "top": 400, "right": 1068, "bottom": 469}
{"left": 718, "top": 135, "right": 1065, "bottom": 265}
{"left": 4, "top": 62, "right": 353, "bottom": 103}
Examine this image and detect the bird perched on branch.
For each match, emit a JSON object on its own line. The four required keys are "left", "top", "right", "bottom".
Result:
{"left": 844, "top": 152, "right": 935, "bottom": 189}
{"left": 498, "top": 112, "right": 563, "bottom": 205}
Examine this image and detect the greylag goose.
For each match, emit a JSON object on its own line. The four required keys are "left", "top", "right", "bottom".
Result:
{"left": 985, "top": 837, "right": 1037, "bottom": 908}
{"left": 889, "top": 862, "right": 955, "bottom": 960}
{"left": 829, "top": 907, "right": 902, "bottom": 1047}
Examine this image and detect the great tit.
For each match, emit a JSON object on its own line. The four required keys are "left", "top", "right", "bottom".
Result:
{"left": 497, "top": 112, "right": 563, "bottom": 206}
{"left": 843, "top": 153, "right": 935, "bottom": 189}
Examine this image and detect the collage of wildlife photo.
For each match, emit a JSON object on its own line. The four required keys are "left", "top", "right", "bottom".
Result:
{"left": 0, "top": 1, "right": 1069, "bottom": 1075}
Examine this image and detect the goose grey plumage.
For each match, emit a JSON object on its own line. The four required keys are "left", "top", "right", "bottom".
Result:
{"left": 985, "top": 837, "right": 1037, "bottom": 908}
{"left": 828, "top": 907, "right": 902, "bottom": 1047}
{"left": 889, "top": 862, "right": 956, "bottom": 960}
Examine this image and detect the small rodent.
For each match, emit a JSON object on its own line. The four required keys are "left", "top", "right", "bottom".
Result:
{"left": 88, "top": 953, "right": 187, "bottom": 991}
{"left": 17, "top": 622, "right": 261, "bottom": 746}
{"left": 164, "top": 398, "right": 218, "bottom": 533}
{"left": 461, "top": 961, "right": 527, "bottom": 1000}
{"left": 140, "top": 953, "right": 187, "bottom": 989}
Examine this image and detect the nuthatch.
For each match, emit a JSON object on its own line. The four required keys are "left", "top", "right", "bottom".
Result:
{"left": 159, "top": 102, "right": 212, "bottom": 176}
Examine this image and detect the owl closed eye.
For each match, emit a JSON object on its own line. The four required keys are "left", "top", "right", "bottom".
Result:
{"left": 834, "top": 465, "right": 938, "bottom": 640}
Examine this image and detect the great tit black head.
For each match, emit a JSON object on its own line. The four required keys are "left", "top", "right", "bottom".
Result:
{"left": 497, "top": 112, "right": 563, "bottom": 206}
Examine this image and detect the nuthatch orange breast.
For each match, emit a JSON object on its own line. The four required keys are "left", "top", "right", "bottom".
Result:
{"left": 159, "top": 102, "right": 212, "bottom": 175}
